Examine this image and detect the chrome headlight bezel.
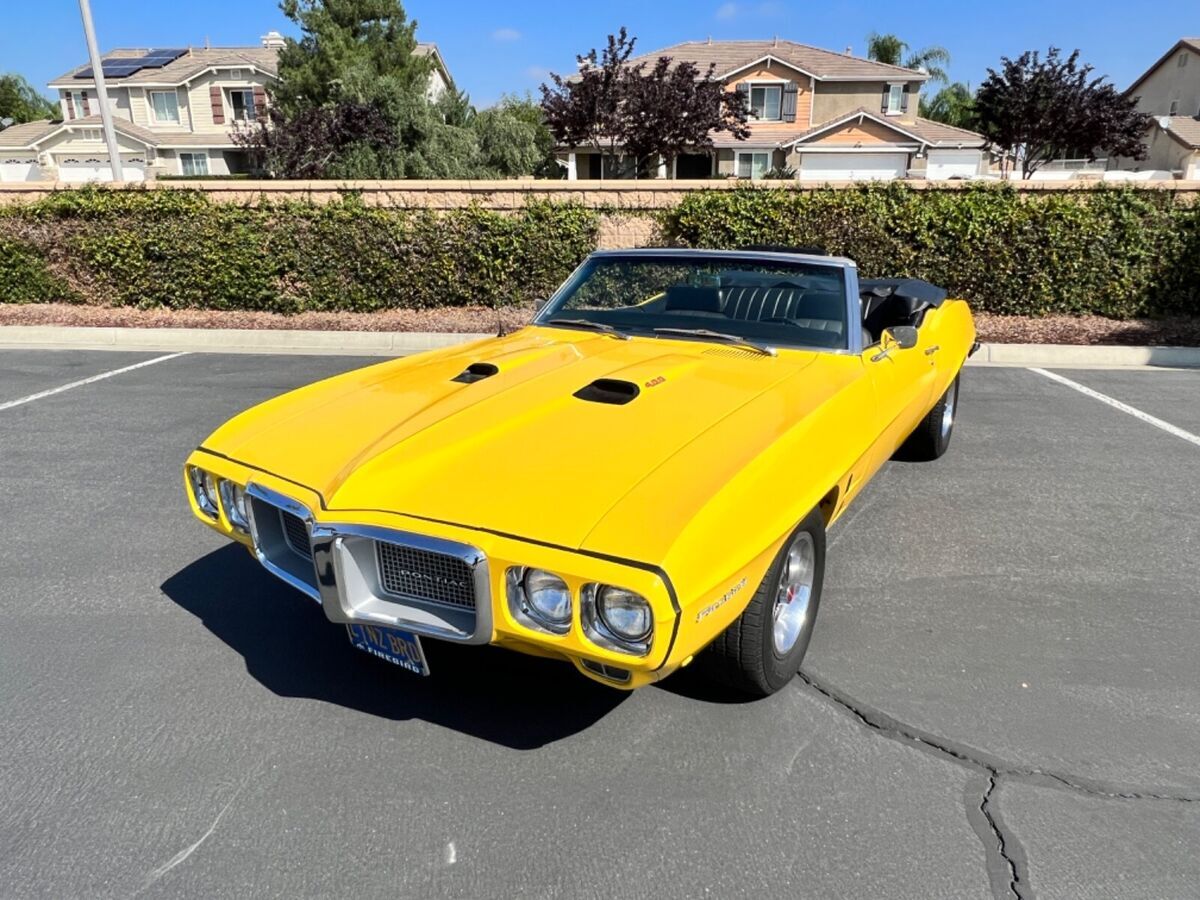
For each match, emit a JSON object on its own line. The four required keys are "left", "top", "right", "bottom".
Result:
{"left": 218, "top": 479, "right": 249, "bottom": 532}
{"left": 188, "top": 466, "right": 219, "bottom": 519}
{"left": 582, "top": 583, "right": 653, "bottom": 656}
{"left": 506, "top": 566, "right": 572, "bottom": 635}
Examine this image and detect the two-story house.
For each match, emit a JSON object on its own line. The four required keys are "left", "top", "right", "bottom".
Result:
{"left": 0, "top": 34, "right": 454, "bottom": 183}
{"left": 557, "top": 38, "right": 988, "bottom": 182}
{"left": 1122, "top": 38, "right": 1200, "bottom": 180}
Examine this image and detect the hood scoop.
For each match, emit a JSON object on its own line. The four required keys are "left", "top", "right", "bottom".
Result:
{"left": 451, "top": 362, "right": 499, "bottom": 384}
{"left": 574, "top": 378, "right": 639, "bottom": 406}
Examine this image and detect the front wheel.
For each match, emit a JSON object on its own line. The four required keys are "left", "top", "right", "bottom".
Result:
{"left": 701, "top": 508, "right": 826, "bottom": 697}
{"left": 898, "top": 374, "right": 960, "bottom": 461}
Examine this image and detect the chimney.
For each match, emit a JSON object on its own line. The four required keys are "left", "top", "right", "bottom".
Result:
{"left": 261, "top": 31, "right": 285, "bottom": 50}
{"left": 773, "top": 36, "right": 779, "bottom": 48}
{"left": 844, "top": 45, "right": 853, "bottom": 55}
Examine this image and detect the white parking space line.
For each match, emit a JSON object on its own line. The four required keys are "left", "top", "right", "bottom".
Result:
{"left": 1029, "top": 367, "right": 1200, "bottom": 449}
{"left": 0, "top": 352, "right": 190, "bottom": 413}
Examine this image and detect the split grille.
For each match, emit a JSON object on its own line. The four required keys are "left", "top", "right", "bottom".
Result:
{"left": 375, "top": 541, "right": 476, "bottom": 609}
{"left": 280, "top": 510, "right": 312, "bottom": 560}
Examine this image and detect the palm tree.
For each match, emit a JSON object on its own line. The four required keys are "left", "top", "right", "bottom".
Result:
{"left": 865, "top": 33, "right": 951, "bottom": 86}
{"left": 920, "top": 82, "right": 976, "bottom": 129}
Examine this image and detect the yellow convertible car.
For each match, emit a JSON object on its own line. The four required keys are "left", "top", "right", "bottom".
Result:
{"left": 185, "top": 249, "right": 975, "bottom": 696}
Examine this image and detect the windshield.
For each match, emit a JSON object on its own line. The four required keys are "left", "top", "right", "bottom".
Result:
{"left": 536, "top": 254, "right": 851, "bottom": 351}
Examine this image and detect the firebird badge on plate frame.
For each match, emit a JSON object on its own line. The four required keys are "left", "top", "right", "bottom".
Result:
{"left": 347, "top": 623, "right": 430, "bottom": 675}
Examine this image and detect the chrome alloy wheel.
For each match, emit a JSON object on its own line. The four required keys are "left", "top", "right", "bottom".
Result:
{"left": 772, "top": 532, "right": 816, "bottom": 656}
{"left": 940, "top": 381, "right": 957, "bottom": 440}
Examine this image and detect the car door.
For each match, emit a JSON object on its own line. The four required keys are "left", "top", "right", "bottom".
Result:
{"left": 861, "top": 326, "right": 938, "bottom": 462}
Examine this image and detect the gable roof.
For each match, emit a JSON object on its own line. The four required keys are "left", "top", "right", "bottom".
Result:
{"left": 1126, "top": 38, "right": 1200, "bottom": 95}
{"left": 0, "top": 115, "right": 164, "bottom": 149}
{"left": 783, "top": 108, "right": 987, "bottom": 148}
{"left": 625, "top": 39, "right": 927, "bottom": 82}
{"left": 0, "top": 119, "right": 59, "bottom": 149}
{"left": 1160, "top": 115, "right": 1200, "bottom": 149}
{"left": 49, "top": 47, "right": 279, "bottom": 88}
{"left": 413, "top": 42, "right": 454, "bottom": 87}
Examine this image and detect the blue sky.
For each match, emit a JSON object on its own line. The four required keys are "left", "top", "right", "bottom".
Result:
{"left": 1, "top": 1, "right": 1193, "bottom": 107}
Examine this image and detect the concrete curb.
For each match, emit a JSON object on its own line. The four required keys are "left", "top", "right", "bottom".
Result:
{"left": 1, "top": 325, "right": 1198, "bottom": 368}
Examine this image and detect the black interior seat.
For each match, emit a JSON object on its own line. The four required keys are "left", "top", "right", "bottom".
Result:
{"left": 664, "top": 285, "right": 726, "bottom": 317}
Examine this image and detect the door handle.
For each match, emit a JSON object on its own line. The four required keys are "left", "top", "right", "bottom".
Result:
{"left": 924, "top": 345, "right": 940, "bottom": 356}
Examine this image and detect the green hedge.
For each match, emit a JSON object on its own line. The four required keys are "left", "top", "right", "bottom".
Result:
{"left": 0, "top": 189, "right": 599, "bottom": 312}
{"left": 0, "top": 184, "right": 1197, "bottom": 317}
{"left": 661, "top": 184, "right": 1200, "bottom": 318}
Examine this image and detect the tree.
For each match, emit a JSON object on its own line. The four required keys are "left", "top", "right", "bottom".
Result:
{"left": 975, "top": 47, "right": 1150, "bottom": 178}
{"left": 920, "top": 82, "right": 976, "bottom": 129}
{"left": 271, "top": 0, "right": 432, "bottom": 117}
{"left": 0, "top": 74, "right": 58, "bottom": 126}
{"left": 474, "top": 95, "right": 558, "bottom": 178}
{"left": 540, "top": 29, "right": 750, "bottom": 179}
{"left": 865, "top": 32, "right": 951, "bottom": 85}
{"left": 540, "top": 28, "right": 636, "bottom": 178}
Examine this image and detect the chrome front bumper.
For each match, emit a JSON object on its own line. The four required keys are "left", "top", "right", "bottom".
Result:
{"left": 245, "top": 482, "right": 494, "bottom": 644}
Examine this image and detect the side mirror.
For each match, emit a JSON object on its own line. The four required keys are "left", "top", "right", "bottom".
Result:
{"left": 883, "top": 325, "right": 919, "bottom": 350}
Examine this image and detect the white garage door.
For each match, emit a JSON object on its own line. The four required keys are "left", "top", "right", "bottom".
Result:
{"left": 58, "top": 158, "right": 145, "bottom": 183}
{"left": 926, "top": 149, "right": 982, "bottom": 180}
{"left": 800, "top": 152, "right": 908, "bottom": 182}
{"left": 0, "top": 159, "right": 42, "bottom": 182}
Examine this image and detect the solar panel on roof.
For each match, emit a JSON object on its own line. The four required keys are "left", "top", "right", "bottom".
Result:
{"left": 74, "top": 68, "right": 94, "bottom": 79}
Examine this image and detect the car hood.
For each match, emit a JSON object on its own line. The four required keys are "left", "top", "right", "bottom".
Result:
{"left": 205, "top": 327, "right": 823, "bottom": 553}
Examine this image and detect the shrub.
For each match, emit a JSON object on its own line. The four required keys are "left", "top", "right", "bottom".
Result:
{"left": 0, "top": 238, "right": 74, "bottom": 303}
{"left": 660, "top": 183, "right": 1198, "bottom": 317}
{"left": 0, "top": 189, "right": 599, "bottom": 312}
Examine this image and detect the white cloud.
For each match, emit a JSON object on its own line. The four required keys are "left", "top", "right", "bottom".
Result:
{"left": 492, "top": 27, "right": 521, "bottom": 42}
{"left": 715, "top": 2, "right": 739, "bottom": 19}
{"left": 525, "top": 65, "right": 551, "bottom": 82}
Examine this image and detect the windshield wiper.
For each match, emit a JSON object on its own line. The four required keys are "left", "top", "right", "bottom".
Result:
{"left": 547, "top": 318, "right": 631, "bottom": 340}
{"left": 653, "top": 327, "right": 777, "bottom": 357}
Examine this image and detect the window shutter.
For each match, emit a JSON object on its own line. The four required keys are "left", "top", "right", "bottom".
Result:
{"left": 736, "top": 82, "right": 750, "bottom": 102}
{"left": 252, "top": 86, "right": 267, "bottom": 117}
{"left": 881, "top": 85, "right": 890, "bottom": 114}
{"left": 901, "top": 86, "right": 909, "bottom": 113}
{"left": 782, "top": 82, "right": 798, "bottom": 122}
{"left": 82, "top": 91, "right": 91, "bottom": 116}
{"left": 210, "top": 86, "right": 225, "bottom": 124}
{"left": 66, "top": 94, "right": 76, "bottom": 119}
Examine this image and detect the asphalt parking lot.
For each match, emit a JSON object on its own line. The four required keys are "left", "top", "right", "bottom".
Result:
{"left": 1, "top": 348, "right": 1198, "bottom": 900}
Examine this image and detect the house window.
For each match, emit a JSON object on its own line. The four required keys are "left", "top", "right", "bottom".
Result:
{"left": 79, "top": 128, "right": 103, "bottom": 142}
{"left": 886, "top": 84, "right": 904, "bottom": 115}
{"left": 749, "top": 84, "right": 783, "bottom": 121}
{"left": 228, "top": 89, "right": 256, "bottom": 123}
{"left": 228, "top": 69, "right": 244, "bottom": 80}
{"left": 736, "top": 151, "right": 771, "bottom": 180}
{"left": 149, "top": 90, "right": 180, "bottom": 124}
{"left": 70, "top": 91, "right": 88, "bottom": 118}
{"left": 1168, "top": 99, "right": 1180, "bottom": 115}
{"left": 1178, "top": 52, "right": 1188, "bottom": 67}
{"left": 180, "top": 152, "right": 209, "bottom": 176}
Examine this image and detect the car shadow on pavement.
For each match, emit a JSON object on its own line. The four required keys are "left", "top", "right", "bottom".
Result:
{"left": 161, "top": 545, "right": 627, "bottom": 749}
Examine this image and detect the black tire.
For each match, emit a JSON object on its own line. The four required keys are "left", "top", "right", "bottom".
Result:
{"left": 897, "top": 374, "right": 960, "bottom": 462}
{"left": 701, "top": 508, "right": 826, "bottom": 697}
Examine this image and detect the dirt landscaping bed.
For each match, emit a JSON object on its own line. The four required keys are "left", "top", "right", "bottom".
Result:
{"left": 1, "top": 304, "right": 1199, "bottom": 347}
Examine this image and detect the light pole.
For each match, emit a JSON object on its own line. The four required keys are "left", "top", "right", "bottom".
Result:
{"left": 77, "top": 0, "right": 123, "bottom": 182}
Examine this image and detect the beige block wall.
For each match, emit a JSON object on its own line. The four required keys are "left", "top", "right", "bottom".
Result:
{"left": 1131, "top": 46, "right": 1200, "bottom": 117}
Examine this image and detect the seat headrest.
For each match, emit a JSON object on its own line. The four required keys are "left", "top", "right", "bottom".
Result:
{"left": 664, "top": 285, "right": 724, "bottom": 314}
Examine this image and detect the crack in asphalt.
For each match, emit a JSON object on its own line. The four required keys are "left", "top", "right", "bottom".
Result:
{"left": 796, "top": 670, "right": 1200, "bottom": 900}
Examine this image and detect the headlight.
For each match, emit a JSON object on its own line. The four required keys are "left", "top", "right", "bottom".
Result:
{"left": 218, "top": 480, "right": 249, "bottom": 532}
{"left": 583, "top": 584, "right": 653, "bottom": 655}
{"left": 506, "top": 567, "right": 572, "bottom": 634}
{"left": 188, "top": 466, "right": 218, "bottom": 518}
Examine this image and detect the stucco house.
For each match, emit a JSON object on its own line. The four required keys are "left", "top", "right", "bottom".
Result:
{"left": 0, "top": 34, "right": 453, "bottom": 183}
{"left": 1120, "top": 38, "right": 1200, "bottom": 180}
{"left": 556, "top": 38, "right": 988, "bottom": 182}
